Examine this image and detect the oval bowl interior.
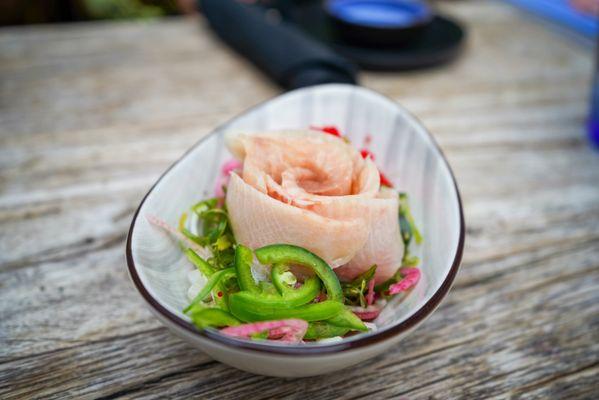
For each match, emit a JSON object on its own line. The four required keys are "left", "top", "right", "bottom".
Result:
{"left": 126, "top": 83, "right": 464, "bottom": 377}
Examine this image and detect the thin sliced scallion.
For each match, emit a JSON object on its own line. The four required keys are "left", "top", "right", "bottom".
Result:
{"left": 184, "top": 267, "right": 235, "bottom": 313}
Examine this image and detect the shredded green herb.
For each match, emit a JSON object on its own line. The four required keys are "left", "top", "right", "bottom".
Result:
{"left": 341, "top": 265, "right": 377, "bottom": 307}
{"left": 399, "top": 192, "right": 422, "bottom": 266}
{"left": 172, "top": 171, "right": 423, "bottom": 340}
{"left": 374, "top": 193, "right": 424, "bottom": 295}
{"left": 180, "top": 198, "right": 237, "bottom": 271}
{"left": 184, "top": 268, "right": 236, "bottom": 313}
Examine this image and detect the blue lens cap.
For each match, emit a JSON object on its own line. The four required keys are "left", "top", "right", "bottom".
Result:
{"left": 326, "top": 0, "right": 432, "bottom": 29}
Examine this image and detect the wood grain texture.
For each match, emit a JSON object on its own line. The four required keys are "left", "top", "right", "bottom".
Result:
{"left": 1, "top": 1, "right": 598, "bottom": 398}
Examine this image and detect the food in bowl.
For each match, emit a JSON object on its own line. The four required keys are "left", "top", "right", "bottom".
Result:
{"left": 148, "top": 126, "right": 422, "bottom": 343}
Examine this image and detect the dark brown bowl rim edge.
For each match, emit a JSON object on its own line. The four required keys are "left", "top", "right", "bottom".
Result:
{"left": 125, "top": 83, "right": 465, "bottom": 356}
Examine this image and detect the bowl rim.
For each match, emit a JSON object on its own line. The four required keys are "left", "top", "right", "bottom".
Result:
{"left": 126, "top": 83, "right": 465, "bottom": 356}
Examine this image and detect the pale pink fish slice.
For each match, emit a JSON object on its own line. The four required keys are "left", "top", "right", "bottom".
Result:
{"left": 227, "top": 130, "right": 356, "bottom": 198}
{"left": 351, "top": 155, "right": 381, "bottom": 197}
{"left": 225, "top": 129, "right": 403, "bottom": 280}
{"left": 268, "top": 155, "right": 381, "bottom": 208}
{"left": 330, "top": 189, "right": 404, "bottom": 284}
{"left": 226, "top": 173, "right": 369, "bottom": 268}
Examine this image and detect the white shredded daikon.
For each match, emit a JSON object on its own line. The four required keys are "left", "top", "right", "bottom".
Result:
{"left": 316, "top": 336, "right": 345, "bottom": 343}
{"left": 364, "top": 322, "right": 377, "bottom": 331}
{"left": 187, "top": 269, "right": 208, "bottom": 301}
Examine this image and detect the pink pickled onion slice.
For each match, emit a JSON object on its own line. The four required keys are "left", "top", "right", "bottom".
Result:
{"left": 214, "top": 159, "right": 243, "bottom": 197}
{"left": 268, "top": 327, "right": 290, "bottom": 339}
{"left": 350, "top": 305, "right": 381, "bottom": 321}
{"left": 366, "top": 278, "right": 375, "bottom": 306}
{"left": 388, "top": 268, "right": 421, "bottom": 295}
{"left": 146, "top": 214, "right": 211, "bottom": 259}
{"left": 354, "top": 310, "right": 380, "bottom": 321}
{"left": 221, "top": 159, "right": 243, "bottom": 175}
{"left": 220, "top": 319, "right": 308, "bottom": 343}
{"left": 268, "top": 327, "right": 305, "bottom": 342}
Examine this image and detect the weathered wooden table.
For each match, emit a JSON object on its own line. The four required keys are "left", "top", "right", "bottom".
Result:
{"left": 1, "top": 1, "right": 597, "bottom": 398}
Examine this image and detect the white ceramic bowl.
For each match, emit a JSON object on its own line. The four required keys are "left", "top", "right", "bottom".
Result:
{"left": 126, "top": 84, "right": 464, "bottom": 377}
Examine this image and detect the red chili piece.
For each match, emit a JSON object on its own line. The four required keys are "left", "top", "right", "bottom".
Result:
{"left": 379, "top": 172, "right": 393, "bottom": 188}
{"left": 360, "top": 149, "right": 375, "bottom": 160}
{"left": 312, "top": 125, "right": 342, "bottom": 137}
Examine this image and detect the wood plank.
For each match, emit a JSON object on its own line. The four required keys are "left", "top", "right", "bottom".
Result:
{"left": 0, "top": 212, "right": 599, "bottom": 396}
{"left": 0, "top": 0, "right": 597, "bottom": 397}
{"left": 2, "top": 239, "right": 596, "bottom": 398}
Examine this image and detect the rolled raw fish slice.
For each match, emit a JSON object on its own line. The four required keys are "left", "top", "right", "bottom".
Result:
{"left": 327, "top": 189, "right": 404, "bottom": 285}
{"left": 225, "top": 129, "right": 404, "bottom": 282}
{"left": 226, "top": 173, "right": 369, "bottom": 267}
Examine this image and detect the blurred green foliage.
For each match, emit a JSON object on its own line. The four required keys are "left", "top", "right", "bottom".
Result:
{"left": 83, "top": 0, "right": 176, "bottom": 19}
{"left": 0, "top": 0, "right": 181, "bottom": 26}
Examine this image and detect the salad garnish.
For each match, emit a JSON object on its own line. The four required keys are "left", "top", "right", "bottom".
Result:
{"left": 149, "top": 126, "right": 423, "bottom": 343}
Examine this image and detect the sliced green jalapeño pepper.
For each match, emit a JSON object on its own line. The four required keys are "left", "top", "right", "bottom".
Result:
{"left": 304, "top": 322, "right": 350, "bottom": 340}
{"left": 234, "top": 244, "right": 260, "bottom": 293}
{"left": 258, "top": 281, "right": 278, "bottom": 295}
{"left": 327, "top": 308, "right": 367, "bottom": 331}
{"left": 189, "top": 307, "right": 240, "bottom": 329}
{"left": 256, "top": 245, "right": 366, "bottom": 331}
{"left": 271, "top": 264, "right": 321, "bottom": 306}
{"left": 229, "top": 292, "right": 344, "bottom": 322}
{"left": 228, "top": 288, "right": 328, "bottom": 310}
{"left": 255, "top": 244, "right": 343, "bottom": 302}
